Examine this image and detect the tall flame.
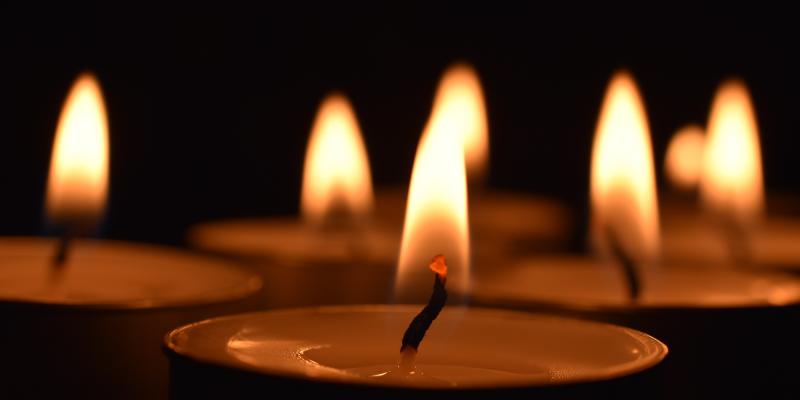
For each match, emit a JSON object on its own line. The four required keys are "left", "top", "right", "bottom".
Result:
{"left": 665, "top": 124, "right": 705, "bottom": 190}
{"left": 430, "top": 63, "right": 489, "bottom": 181}
{"left": 590, "top": 71, "right": 659, "bottom": 262}
{"left": 301, "top": 93, "right": 373, "bottom": 224}
{"left": 46, "top": 72, "right": 109, "bottom": 227}
{"left": 396, "top": 95, "right": 470, "bottom": 300}
{"left": 700, "top": 80, "right": 763, "bottom": 226}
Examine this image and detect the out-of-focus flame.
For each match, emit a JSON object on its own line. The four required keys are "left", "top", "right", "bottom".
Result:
{"left": 46, "top": 72, "right": 109, "bottom": 227}
{"left": 700, "top": 80, "right": 763, "bottom": 226}
{"left": 590, "top": 71, "right": 659, "bottom": 262}
{"left": 396, "top": 100, "right": 470, "bottom": 300}
{"left": 665, "top": 125, "right": 705, "bottom": 190}
{"left": 430, "top": 63, "right": 489, "bottom": 181}
{"left": 301, "top": 93, "right": 373, "bottom": 224}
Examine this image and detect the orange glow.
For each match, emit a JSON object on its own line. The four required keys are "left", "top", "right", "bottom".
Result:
{"left": 428, "top": 254, "right": 448, "bottom": 279}
{"left": 590, "top": 71, "right": 659, "bottom": 262}
{"left": 700, "top": 80, "right": 763, "bottom": 226}
{"left": 665, "top": 125, "right": 705, "bottom": 189}
{"left": 396, "top": 99, "right": 470, "bottom": 299}
{"left": 301, "top": 93, "right": 373, "bottom": 224}
{"left": 430, "top": 63, "right": 489, "bottom": 180}
{"left": 46, "top": 72, "right": 109, "bottom": 226}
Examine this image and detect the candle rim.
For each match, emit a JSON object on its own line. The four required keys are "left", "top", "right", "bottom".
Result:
{"left": 165, "top": 304, "right": 668, "bottom": 390}
{"left": 0, "top": 237, "right": 263, "bottom": 310}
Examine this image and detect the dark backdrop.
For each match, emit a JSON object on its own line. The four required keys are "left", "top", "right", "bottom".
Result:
{"left": 1, "top": 4, "right": 797, "bottom": 245}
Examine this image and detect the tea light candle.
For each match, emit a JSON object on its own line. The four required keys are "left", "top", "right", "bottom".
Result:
{"left": 467, "top": 72, "right": 800, "bottom": 398}
{"left": 189, "top": 93, "right": 399, "bottom": 307}
{"left": 0, "top": 72, "right": 263, "bottom": 399}
{"left": 164, "top": 305, "right": 667, "bottom": 398}
{"left": 466, "top": 256, "right": 800, "bottom": 398}
{"left": 0, "top": 237, "right": 262, "bottom": 399}
{"left": 660, "top": 80, "right": 800, "bottom": 270}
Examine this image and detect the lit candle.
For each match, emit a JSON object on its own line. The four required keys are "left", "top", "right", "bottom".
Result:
{"left": 0, "top": 72, "right": 263, "bottom": 399}
{"left": 466, "top": 70, "right": 800, "bottom": 398}
{"left": 164, "top": 95, "right": 667, "bottom": 397}
{"left": 661, "top": 79, "right": 800, "bottom": 269}
{"left": 374, "top": 63, "right": 573, "bottom": 264}
{"left": 188, "top": 93, "right": 399, "bottom": 307}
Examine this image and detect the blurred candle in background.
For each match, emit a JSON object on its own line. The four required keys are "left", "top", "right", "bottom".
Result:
{"left": 466, "top": 70, "right": 800, "bottom": 399}
{"left": 189, "top": 93, "right": 399, "bottom": 307}
{"left": 0, "top": 72, "right": 262, "bottom": 399}
{"left": 376, "top": 63, "right": 573, "bottom": 268}
{"left": 661, "top": 80, "right": 800, "bottom": 269}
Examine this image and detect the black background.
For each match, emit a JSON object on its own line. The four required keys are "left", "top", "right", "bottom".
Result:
{"left": 1, "top": 4, "right": 797, "bottom": 246}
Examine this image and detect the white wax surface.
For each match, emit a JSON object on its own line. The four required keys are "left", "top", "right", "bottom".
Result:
{"left": 188, "top": 218, "right": 400, "bottom": 265}
{"left": 166, "top": 305, "right": 667, "bottom": 389}
{"left": 469, "top": 255, "right": 800, "bottom": 310}
{"left": 0, "top": 237, "right": 262, "bottom": 308}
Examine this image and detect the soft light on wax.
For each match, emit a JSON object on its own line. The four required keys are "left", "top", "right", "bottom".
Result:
{"left": 468, "top": 70, "right": 800, "bottom": 398}
{"left": 165, "top": 89, "right": 666, "bottom": 398}
{"left": 0, "top": 72, "right": 262, "bottom": 399}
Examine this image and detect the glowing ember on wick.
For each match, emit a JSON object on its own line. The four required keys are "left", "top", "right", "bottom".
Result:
{"left": 398, "top": 254, "right": 448, "bottom": 373}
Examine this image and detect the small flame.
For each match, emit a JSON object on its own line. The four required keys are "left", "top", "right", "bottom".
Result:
{"left": 665, "top": 125, "right": 705, "bottom": 190}
{"left": 396, "top": 98, "right": 470, "bottom": 300}
{"left": 46, "top": 72, "right": 109, "bottom": 227}
{"left": 430, "top": 63, "right": 489, "bottom": 181}
{"left": 700, "top": 80, "right": 763, "bottom": 226}
{"left": 301, "top": 93, "right": 373, "bottom": 224}
{"left": 590, "top": 71, "right": 659, "bottom": 262}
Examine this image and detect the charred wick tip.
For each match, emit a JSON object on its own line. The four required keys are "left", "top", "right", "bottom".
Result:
{"left": 606, "top": 228, "right": 641, "bottom": 301}
{"left": 401, "top": 257, "right": 448, "bottom": 352}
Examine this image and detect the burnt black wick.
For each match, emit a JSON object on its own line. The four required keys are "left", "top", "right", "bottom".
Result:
{"left": 401, "top": 254, "right": 448, "bottom": 353}
{"left": 606, "top": 228, "right": 641, "bottom": 301}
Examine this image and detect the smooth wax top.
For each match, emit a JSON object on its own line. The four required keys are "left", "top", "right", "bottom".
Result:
{"left": 469, "top": 256, "right": 800, "bottom": 310}
{"left": 166, "top": 305, "right": 667, "bottom": 389}
{"left": 188, "top": 218, "right": 399, "bottom": 265}
{"left": 0, "top": 237, "right": 262, "bottom": 309}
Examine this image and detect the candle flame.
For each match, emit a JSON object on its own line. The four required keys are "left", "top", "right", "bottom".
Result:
{"left": 590, "top": 71, "right": 659, "bottom": 262}
{"left": 45, "top": 72, "right": 109, "bottom": 227}
{"left": 700, "top": 80, "right": 763, "bottom": 226}
{"left": 665, "top": 124, "right": 705, "bottom": 190}
{"left": 301, "top": 93, "right": 373, "bottom": 224}
{"left": 396, "top": 97, "right": 470, "bottom": 300}
{"left": 431, "top": 63, "right": 489, "bottom": 181}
